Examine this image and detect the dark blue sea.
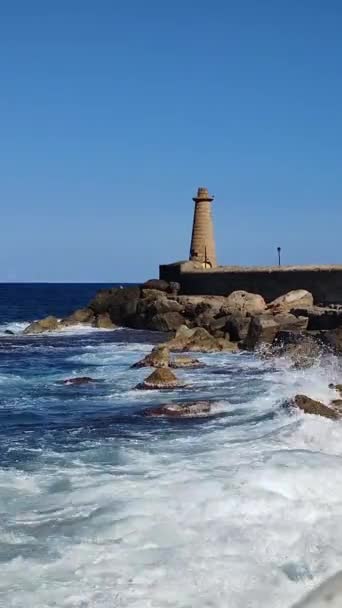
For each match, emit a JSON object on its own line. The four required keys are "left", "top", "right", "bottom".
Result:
{"left": 1, "top": 283, "right": 342, "bottom": 608}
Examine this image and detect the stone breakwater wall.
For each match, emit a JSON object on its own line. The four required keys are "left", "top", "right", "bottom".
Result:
{"left": 159, "top": 262, "right": 342, "bottom": 305}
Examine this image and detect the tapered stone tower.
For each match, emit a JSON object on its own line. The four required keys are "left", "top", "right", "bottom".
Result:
{"left": 189, "top": 187, "right": 217, "bottom": 268}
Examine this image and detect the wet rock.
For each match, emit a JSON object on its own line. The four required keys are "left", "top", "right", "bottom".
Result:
{"left": 243, "top": 315, "right": 279, "bottom": 350}
{"left": 290, "top": 394, "right": 339, "bottom": 419}
{"left": 60, "top": 308, "right": 95, "bottom": 327}
{"left": 329, "top": 383, "right": 342, "bottom": 395}
{"left": 63, "top": 377, "right": 97, "bottom": 385}
{"left": 93, "top": 313, "right": 116, "bottom": 329}
{"left": 225, "top": 290, "right": 266, "bottom": 315}
{"left": 170, "top": 355, "right": 204, "bottom": 368}
{"left": 224, "top": 312, "right": 250, "bottom": 342}
{"left": 24, "top": 315, "right": 59, "bottom": 334}
{"left": 143, "top": 400, "right": 213, "bottom": 418}
{"left": 268, "top": 290, "right": 314, "bottom": 313}
{"left": 272, "top": 331, "right": 322, "bottom": 368}
{"left": 136, "top": 368, "right": 185, "bottom": 390}
{"left": 320, "top": 328, "right": 342, "bottom": 353}
{"left": 4, "top": 329, "right": 14, "bottom": 335}
{"left": 131, "top": 346, "right": 170, "bottom": 369}
{"left": 141, "top": 279, "right": 170, "bottom": 292}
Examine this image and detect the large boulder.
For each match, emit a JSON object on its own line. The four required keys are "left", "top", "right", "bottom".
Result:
{"left": 165, "top": 326, "right": 237, "bottom": 353}
{"left": 320, "top": 328, "right": 342, "bottom": 353}
{"left": 273, "top": 313, "right": 308, "bottom": 331}
{"left": 143, "top": 401, "right": 213, "bottom": 418}
{"left": 135, "top": 368, "right": 185, "bottom": 390}
{"left": 24, "top": 316, "right": 59, "bottom": 334}
{"left": 60, "top": 308, "right": 95, "bottom": 327}
{"left": 289, "top": 394, "right": 340, "bottom": 419}
{"left": 224, "top": 312, "right": 251, "bottom": 342}
{"left": 243, "top": 315, "right": 279, "bottom": 350}
{"left": 268, "top": 290, "right": 314, "bottom": 312}
{"left": 131, "top": 346, "right": 170, "bottom": 369}
{"left": 225, "top": 291, "right": 266, "bottom": 315}
{"left": 141, "top": 279, "right": 170, "bottom": 292}
{"left": 148, "top": 312, "right": 185, "bottom": 332}
{"left": 93, "top": 313, "right": 116, "bottom": 329}
{"left": 89, "top": 286, "right": 140, "bottom": 323}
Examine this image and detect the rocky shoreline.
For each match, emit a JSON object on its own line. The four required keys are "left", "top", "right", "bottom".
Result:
{"left": 22, "top": 279, "right": 342, "bottom": 420}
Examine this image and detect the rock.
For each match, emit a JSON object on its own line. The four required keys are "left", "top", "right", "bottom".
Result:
{"left": 143, "top": 401, "right": 213, "bottom": 418}
{"left": 221, "top": 313, "right": 249, "bottom": 342}
{"left": 330, "top": 399, "right": 342, "bottom": 409}
{"left": 177, "top": 295, "right": 227, "bottom": 322}
{"left": 63, "top": 377, "right": 97, "bottom": 385}
{"left": 141, "top": 288, "right": 169, "bottom": 300}
{"left": 60, "top": 308, "right": 95, "bottom": 327}
{"left": 170, "top": 355, "right": 204, "bottom": 368}
{"left": 273, "top": 313, "right": 308, "bottom": 331}
{"left": 289, "top": 394, "right": 340, "bottom": 419}
{"left": 268, "top": 290, "right": 314, "bottom": 312}
{"left": 243, "top": 315, "right": 279, "bottom": 350}
{"left": 89, "top": 286, "right": 140, "bottom": 323}
{"left": 272, "top": 331, "right": 322, "bottom": 367}
{"left": 328, "top": 383, "right": 342, "bottom": 395}
{"left": 141, "top": 279, "right": 170, "bottom": 292}
{"left": 292, "top": 306, "right": 342, "bottom": 330}
{"left": 225, "top": 291, "right": 266, "bottom": 315}
{"left": 93, "top": 313, "right": 116, "bottom": 329}
{"left": 169, "top": 281, "right": 180, "bottom": 296}
{"left": 147, "top": 298, "right": 183, "bottom": 316}
{"left": 4, "top": 330, "right": 14, "bottom": 335}
{"left": 165, "top": 326, "right": 237, "bottom": 353}
{"left": 131, "top": 346, "right": 170, "bottom": 369}
{"left": 320, "top": 328, "right": 342, "bottom": 353}
{"left": 148, "top": 311, "right": 185, "bottom": 332}
{"left": 136, "top": 368, "right": 185, "bottom": 390}
{"left": 23, "top": 316, "right": 59, "bottom": 334}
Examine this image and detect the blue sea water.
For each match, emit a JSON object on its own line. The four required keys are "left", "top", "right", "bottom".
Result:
{"left": 1, "top": 284, "right": 342, "bottom": 608}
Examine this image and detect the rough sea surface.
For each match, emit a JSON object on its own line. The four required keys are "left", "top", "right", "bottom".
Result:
{"left": 1, "top": 284, "right": 342, "bottom": 608}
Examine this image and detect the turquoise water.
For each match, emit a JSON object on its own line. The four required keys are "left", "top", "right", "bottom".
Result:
{"left": 1, "top": 284, "right": 342, "bottom": 608}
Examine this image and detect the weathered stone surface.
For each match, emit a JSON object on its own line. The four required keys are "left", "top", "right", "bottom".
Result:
{"left": 290, "top": 394, "right": 339, "bottom": 419}
{"left": 148, "top": 312, "right": 185, "bottom": 332}
{"left": 141, "top": 288, "right": 169, "bottom": 300}
{"left": 292, "top": 306, "right": 342, "bottom": 330}
{"left": 170, "top": 355, "right": 204, "bottom": 368}
{"left": 329, "top": 383, "right": 342, "bottom": 395}
{"left": 136, "top": 368, "right": 184, "bottom": 390}
{"left": 89, "top": 286, "right": 140, "bottom": 321}
{"left": 143, "top": 400, "right": 213, "bottom": 418}
{"left": 165, "top": 326, "right": 237, "bottom": 353}
{"left": 63, "top": 377, "right": 96, "bottom": 385}
{"left": 268, "top": 290, "right": 314, "bottom": 312}
{"left": 141, "top": 279, "right": 169, "bottom": 292}
{"left": 243, "top": 315, "right": 279, "bottom": 350}
{"left": 93, "top": 313, "right": 116, "bottom": 329}
{"left": 131, "top": 346, "right": 170, "bottom": 369}
{"left": 60, "top": 308, "right": 95, "bottom": 327}
{"left": 24, "top": 316, "right": 59, "bottom": 334}
{"left": 273, "top": 313, "right": 308, "bottom": 331}
{"left": 225, "top": 291, "right": 266, "bottom": 315}
{"left": 224, "top": 312, "right": 250, "bottom": 342}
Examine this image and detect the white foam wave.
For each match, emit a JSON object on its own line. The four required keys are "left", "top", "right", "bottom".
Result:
{"left": 0, "top": 321, "right": 30, "bottom": 336}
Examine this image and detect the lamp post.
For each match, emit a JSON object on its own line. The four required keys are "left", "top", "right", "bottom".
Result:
{"left": 277, "top": 247, "right": 281, "bottom": 267}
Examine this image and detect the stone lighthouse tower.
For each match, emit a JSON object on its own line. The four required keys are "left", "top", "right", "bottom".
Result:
{"left": 189, "top": 187, "right": 217, "bottom": 268}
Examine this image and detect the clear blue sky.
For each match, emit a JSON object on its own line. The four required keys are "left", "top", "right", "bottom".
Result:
{"left": 1, "top": 1, "right": 341, "bottom": 282}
